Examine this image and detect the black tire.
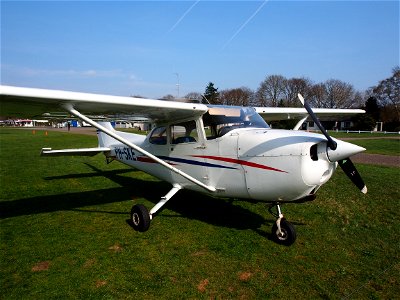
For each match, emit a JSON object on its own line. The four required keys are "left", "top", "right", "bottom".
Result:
{"left": 130, "top": 204, "right": 151, "bottom": 232}
{"left": 271, "top": 218, "right": 296, "bottom": 246}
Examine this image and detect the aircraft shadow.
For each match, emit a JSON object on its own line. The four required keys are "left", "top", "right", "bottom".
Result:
{"left": 0, "top": 166, "right": 164, "bottom": 219}
{"left": 158, "top": 191, "right": 267, "bottom": 231}
{"left": 44, "top": 169, "right": 134, "bottom": 181}
{"left": 1, "top": 163, "right": 278, "bottom": 238}
{"left": 0, "top": 187, "right": 132, "bottom": 219}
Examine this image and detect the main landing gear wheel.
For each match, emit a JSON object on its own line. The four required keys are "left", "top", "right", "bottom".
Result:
{"left": 272, "top": 218, "right": 296, "bottom": 246}
{"left": 130, "top": 204, "right": 150, "bottom": 232}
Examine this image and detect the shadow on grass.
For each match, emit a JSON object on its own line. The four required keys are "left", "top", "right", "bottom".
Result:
{"left": 1, "top": 163, "right": 278, "bottom": 238}
{"left": 0, "top": 166, "right": 166, "bottom": 219}
{"left": 161, "top": 191, "right": 267, "bottom": 231}
{"left": 0, "top": 187, "right": 133, "bottom": 219}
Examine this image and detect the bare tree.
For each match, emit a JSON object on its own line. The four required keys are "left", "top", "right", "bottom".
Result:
{"left": 352, "top": 91, "right": 365, "bottom": 108}
{"left": 309, "top": 83, "right": 327, "bottom": 108}
{"left": 219, "top": 87, "right": 253, "bottom": 106}
{"left": 324, "top": 79, "right": 355, "bottom": 108}
{"left": 184, "top": 92, "right": 203, "bottom": 102}
{"left": 283, "top": 77, "right": 312, "bottom": 107}
{"left": 160, "top": 94, "right": 175, "bottom": 101}
{"left": 373, "top": 66, "right": 400, "bottom": 121}
{"left": 256, "top": 75, "right": 286, "bottom": 107}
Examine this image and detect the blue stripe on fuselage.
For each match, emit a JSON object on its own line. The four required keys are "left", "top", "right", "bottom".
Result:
{"left": 157, "top": 156, "right": 237, "bottom": 170}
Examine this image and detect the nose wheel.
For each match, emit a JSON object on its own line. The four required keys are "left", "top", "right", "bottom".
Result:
{"left": 269, "top": 203, "right": 296, "bottom": 246}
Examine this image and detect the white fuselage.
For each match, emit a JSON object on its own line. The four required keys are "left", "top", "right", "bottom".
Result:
{"left": 102, "top": 127, "right": 336, "bottom": 202}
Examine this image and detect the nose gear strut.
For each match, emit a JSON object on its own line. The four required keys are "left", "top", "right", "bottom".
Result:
{"left": 269, "top": 203, "right": 296, "bottom": 246}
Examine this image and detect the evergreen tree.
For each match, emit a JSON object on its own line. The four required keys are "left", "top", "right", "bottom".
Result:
{"left": 203, "top": 82, "right": 220, "bottom": 104}
{"left": 365, "top": 96, "right": 380, "bottom": 121}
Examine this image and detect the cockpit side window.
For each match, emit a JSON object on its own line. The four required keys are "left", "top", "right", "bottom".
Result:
{"left": 149, "top": 126, "right": 167, "bottom": 145}
{"left": 171, "top": 120, "right": 198, "bottom": 144}
{"left": 202, "top": 106, "right": 269, "bottom": 139}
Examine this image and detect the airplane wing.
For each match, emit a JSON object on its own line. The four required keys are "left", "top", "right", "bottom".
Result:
{"left": 0, "top": 85, "right": 208, "bottom": 122}
{"left": 1, "top": 85, "right": 364, "bottom": 122}
{"left": 255, "top": 107, "right": 365, "bottom": 121}
{"left": 0, "top": 85, "right": 216, "bottom": 193}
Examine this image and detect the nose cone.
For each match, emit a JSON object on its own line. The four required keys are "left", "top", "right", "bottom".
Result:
{"left": 327, "top": 140, "right": 366, "bottom": 162}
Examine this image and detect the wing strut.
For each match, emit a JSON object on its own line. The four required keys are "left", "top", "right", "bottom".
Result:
{"left": 293, "top": 116, "right": 308, "bottom": 130}
{"left": 64, "top": 105, "right": 216, "bottom": 193}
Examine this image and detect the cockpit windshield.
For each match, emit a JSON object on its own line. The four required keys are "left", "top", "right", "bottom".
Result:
{"left": 203, "top": 106, "right": 269, "bottom": 139}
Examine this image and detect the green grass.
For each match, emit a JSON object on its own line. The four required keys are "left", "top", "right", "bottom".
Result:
{"left": 342, "top": 138, "right": 399, "bottom": 155}
{"left": 1, "top": 128, "right": 399, "bottom": 299}
{"left": 329, "top": 131, "right": 399, "bottom": 139}
{"left": 320, "top": 131, "right": 400, "bottom": 155}
{"left": 118, "top": 128, "right": 148, "bottom": 135}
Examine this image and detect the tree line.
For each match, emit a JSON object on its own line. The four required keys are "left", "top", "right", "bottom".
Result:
{"left": 176, "top": 67, "right": 398, "bottom": 131}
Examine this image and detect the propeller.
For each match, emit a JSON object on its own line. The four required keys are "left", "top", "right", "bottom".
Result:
{"left": 298, "top": 94, "right": 367, "bottom": 194}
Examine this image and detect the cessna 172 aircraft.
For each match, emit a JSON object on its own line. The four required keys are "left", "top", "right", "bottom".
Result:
{"left": 0, "top": 85, "right": 367, "bottom": 245}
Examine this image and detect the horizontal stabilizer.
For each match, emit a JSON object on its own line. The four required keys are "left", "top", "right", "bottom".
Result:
{"left": 41, "top": 147, "right": 110, "bottom": 157}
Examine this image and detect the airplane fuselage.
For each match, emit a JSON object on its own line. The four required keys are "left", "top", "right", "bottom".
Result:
{"left": 104, "top": 127, "right": 336, "bottom": 202}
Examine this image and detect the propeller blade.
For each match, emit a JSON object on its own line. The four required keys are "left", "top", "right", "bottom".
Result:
{"left": 338, "top": 158, "right": 367, "bottom": 194}
{"left": 298, "top": 93, "right": 337, "bottom": 150}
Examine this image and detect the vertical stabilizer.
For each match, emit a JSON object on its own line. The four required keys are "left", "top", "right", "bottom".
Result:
{"left": 96, "top": 122, "right": 146, "bottom": 148}
{"left": 97, "top": 122, "right": 116, "bottom": 147}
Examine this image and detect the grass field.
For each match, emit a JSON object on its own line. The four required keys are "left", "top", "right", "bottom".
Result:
{"left": 1, "top": 128, "right": 399, "bottom": 299}
{"left": 344, "top": 138, "right": 399, "bottom": 156}
{"left": 329, "top": 131, "right": 399, "bottom": 139}
{"left": 329, "top": 131, "right": 399, "bottom": 156}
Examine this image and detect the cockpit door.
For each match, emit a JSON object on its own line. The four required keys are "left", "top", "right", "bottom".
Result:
{"left": 169, "top": 119, "right": 208, "bottom": 189}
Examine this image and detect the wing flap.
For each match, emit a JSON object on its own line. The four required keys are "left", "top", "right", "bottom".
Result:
{"left": 41, "top": 147, "right": 110, "bottom": 157}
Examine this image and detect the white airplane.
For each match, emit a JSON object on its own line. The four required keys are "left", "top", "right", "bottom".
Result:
{"left": 0, "top": 85, "right": 367, "bottom": 245}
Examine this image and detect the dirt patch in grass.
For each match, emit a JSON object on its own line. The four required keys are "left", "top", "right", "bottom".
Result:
{"left": 238, "top": 271, "right": 252, "bottom": 282}
{"left": 108, "top": 243, "right": 123, "bottom": 252}
{"left": 31, "top": 261, "right": 51, "bottom": 272}
{"left": 197, "top": 279, "right": 209, "bottom": 292}
{"left": 191, "top": 250, "right": 207, "bottom": 257}
{"left": 95, "top": 280, "right": 107, "bottom": 288}
{"left": 83, "top": 258, "right": 97, "bottom": 269}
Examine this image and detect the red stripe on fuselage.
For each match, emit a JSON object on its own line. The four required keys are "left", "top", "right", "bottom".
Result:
{"left": 137, "top": 157, "right": 156, "bottom": 163}
{"left": 136, "top": 156, "right": 177, "bottom": 165}
{"left": 192, "top": 155, "right": 288, "bottom": 173}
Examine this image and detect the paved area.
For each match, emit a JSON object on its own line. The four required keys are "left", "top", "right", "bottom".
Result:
{"left": 39, "top": 127, "right": 98, "bottom": 136}
{"left": 352, "top": 153, "right": 399, "bottom": 168}
{"left": 340, "top": 136, "right": 399, "bottom": 167}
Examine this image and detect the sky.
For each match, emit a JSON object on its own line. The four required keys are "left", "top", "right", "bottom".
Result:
{"left": 1, "top": 0, "right": 399, "bottom": 99}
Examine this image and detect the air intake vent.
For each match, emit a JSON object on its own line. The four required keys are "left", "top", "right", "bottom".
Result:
{"left": 310, "top": 144, "right": 318, "bottom": 161}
